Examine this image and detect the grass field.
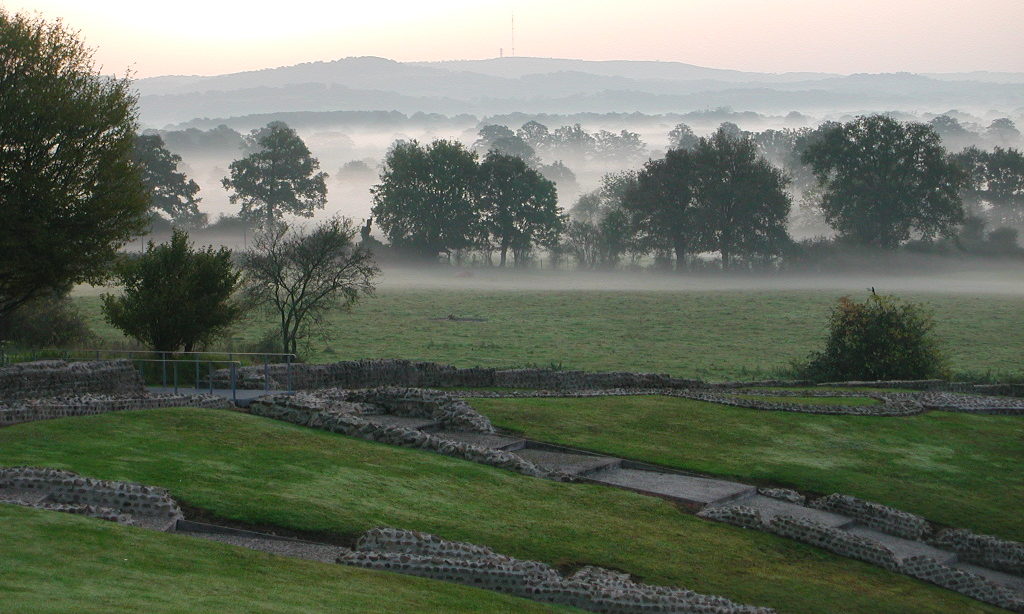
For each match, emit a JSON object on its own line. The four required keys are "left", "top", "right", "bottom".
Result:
{"left": 72, "top": 288, "right": 1024, "bottom": 381}
{"left": 0, "top": 408, "right": 1001, "bottom": 614}
{"left": 469, "top": 395, "right": 1024, "bottom": 541}
{"left": 0, "top": 505, "right": 571, "bottom": 614}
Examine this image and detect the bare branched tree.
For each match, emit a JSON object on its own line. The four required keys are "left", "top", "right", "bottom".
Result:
{"left": 242, "top": 216, "right": 379, "bottom": 355}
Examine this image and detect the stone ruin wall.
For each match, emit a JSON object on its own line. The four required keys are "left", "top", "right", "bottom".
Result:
{"left": 699, "top": 495, "right": 1024, "bottom": 612}
{"left": 340, "top": 527, "right": 775, "bottom": 614}
{"left": 247, "top": 390, "right": 556, "bottom": 479}
{"left": 0, "top": 466, "right": 183, "bottom": 528}
{"left": 222, "top": 359, "right": 701, "bottom": 391}
{"left": 0, "top": 393, "right": 231, "bottom": 427}
{"left": 0, "top": 360, "right": 144, "bottom": 400}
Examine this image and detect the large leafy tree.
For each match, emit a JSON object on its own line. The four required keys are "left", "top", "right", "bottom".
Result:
{"left": 953, "top": 146, "right": 1024, "bottom": 226}
{"left": 222, "top": 121, "right": 328, "bottom": 226}
{"left": 477, "top": 152, "right": 562, "bottom": 267}
{"left": 690, "top": 129, "right": 792, "bottom": 267}
{"left": 371, "top": 139, "right": 480, "bottom": 261}
{"left": 802, "top": 115, "right": 965, "bottom": 248}
{"left": 622, "top": 148, "right": 699, "bottom": 270}
{"left": 133, "top": 133, "right": 204, "bottom": 227}
{"left": 243, "top": 217, "right": 378, "bottom": 355}
{"left": 0, "top": 10, "right": 149, "bottom": 325}
{"left": 102, "top": 230, "right": 242, "bottom": 352}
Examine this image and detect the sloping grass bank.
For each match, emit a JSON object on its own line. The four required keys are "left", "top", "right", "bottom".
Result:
{"left": 0, "top": 408, "right": 1003, "bottom": 614}
{"left": 470, "top": 395, "right": 1024, "bottom": 541}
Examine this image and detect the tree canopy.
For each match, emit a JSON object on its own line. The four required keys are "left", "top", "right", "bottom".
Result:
{"left": 690, "top": 129, "right": 792, "bottom": 267}
{"left": 102, "top": 229, "right": 242, "bottom": 352}
{"left": 371, "top": 139, "right": 481, "bottom": 261}
{"left": 802, "top": 115, "right": 965, "bottom": 248}
{"left": 222, "top": 121, "right": 328, "bottom": 225}
{"left": 133, "top": 133, "right": 204, "bottom": 227}
{"left": 0, "top": 9, "right": 149, "bottom": 324}
{"left": 477, "top": 152, "right": 562, "bottom": 266}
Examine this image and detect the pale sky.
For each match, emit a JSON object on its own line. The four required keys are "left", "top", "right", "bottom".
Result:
{"left": 6, "top": 0, "right": 1024, "bottom": 78}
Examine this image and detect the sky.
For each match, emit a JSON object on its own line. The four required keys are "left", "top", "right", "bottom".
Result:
{"left": 6, "top": 0, "right": 1023, "bottom": 78}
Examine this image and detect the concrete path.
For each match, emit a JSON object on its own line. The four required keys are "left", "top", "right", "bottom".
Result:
{"left": 145, "top": 386, "right": 288, "bottom": 405}
{"left": 428, "top": 426, "right": 1023, "bottom": 598}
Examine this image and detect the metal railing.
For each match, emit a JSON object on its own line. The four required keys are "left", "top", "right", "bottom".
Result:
{"left": 3, "top": 348, "right": 297, "bottom": 396}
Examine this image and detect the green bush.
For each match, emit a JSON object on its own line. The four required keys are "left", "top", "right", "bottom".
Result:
{"left": 799, "top": 293, "right": 949, "bottom": 382}
{"left": 0, "top": 293, "right": 95, "bottom": 349}
{"left": 102, "top": 229, "right": 244, "bottom": 352}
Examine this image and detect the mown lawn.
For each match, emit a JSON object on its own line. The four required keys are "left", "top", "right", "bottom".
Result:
{"left": 0, "top": 505, "right": 570, "bottom": 613}
{"left": 0, "top": 408, "right": 1004, "bottom": 614}
{"left": 469, "top": 395, "right": 1024, "bottom": 541}
{"left": 72, "top": 288, "right": 1024, "bottom": 381}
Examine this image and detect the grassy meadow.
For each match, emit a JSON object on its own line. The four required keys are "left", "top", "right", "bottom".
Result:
{"left": 71, "top": 286, "right": 1024, "bottom": 381}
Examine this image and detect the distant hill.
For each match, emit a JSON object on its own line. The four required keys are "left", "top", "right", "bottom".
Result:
{"left": 135, "top": 56, "right": 1024, "bottom": 128}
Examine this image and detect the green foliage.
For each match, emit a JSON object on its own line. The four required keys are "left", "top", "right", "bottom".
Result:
{"left": 0, "top": 9, "right": 149, "bottom": 323}
{"left": 477, "top": 151, "right": 563, "bottom": 266}
{"left": 242, "top": 217, "right": 378, "bottom": 355}
{"left": 133, "top": 133, "right": 204, "bottom": 227}
{"left": 473, "top": 125, "right": 538, "bottom": 166}
{"left": 800, "top": 293, "right": 949, "bottom": 382}
{"left": 802, "top": 115, "right": 965, "bottom": 248}
{"left": 371, "top": 139, "right": 480, "bottom": 260}
{"left": 624, "top": 127, "right": 792, "bottom": 268}
{"left": 953, "top": 145, "right": 1024, "bottom": 227}
{"left": 0, "top": 293, "right": 94, "bottom": 348}
{"left": 101, "top": 229, "right": 243, "bottom": 351}
{"left": 222, "top": 121, "right": 328, "bottom": 225}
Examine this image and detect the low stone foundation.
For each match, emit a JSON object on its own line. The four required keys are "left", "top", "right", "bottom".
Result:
{"left": 248, "top": 390, "right": 558, "bottom": 479}
{"left": 340, "top": 527, "right": 775, "bottom": 614}
{"left": 0, "top": 393, "right": 231, "bottom": 427}
{"left": 809, "top": 493, "right": 932, "bottom": 540}
{"left": 217, "top": 359, "right": 701, "bottom": 391}
{"left": 900, "top": 555, "right": 1024, "bottom": 612}
{"left": 0, "top": 360, "right": 144, "bottom": 400}
{"left": 930, "top": 529, "right": 1024, "bottom": 576}
{"left": 0, "top": 466, "right": 182, "bottom": 530}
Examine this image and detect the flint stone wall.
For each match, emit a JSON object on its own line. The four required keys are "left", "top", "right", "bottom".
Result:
{"left": 929, "top": 529, "right": 1024, "bottom": 576}
{"left": 767, "top": 514, "right": 901, "bottom": 570}
{"left": 218, "top": 359, "right": 701, "bottom": 391}
{"left": 899, "top": 555, "right": 1024, "bottom": 612}
{"left": 0, "top": 360, "right": 144, "bottom": 400}
{"left": 0, "top": 466, "right": 182, "bottom": 527}
{"left": 809, "top": 493, "right": 932, "bottom": 540}
{"left": 247, "top": 392, "right": 554, "bottom": 479}
{"left": 340, "top": 528, "right": 774, "bottom": 614}
{"left": 0, "top": 393, "right": 231, "bottom": 427}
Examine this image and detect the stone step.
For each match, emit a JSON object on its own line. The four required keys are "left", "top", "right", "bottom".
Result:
{"left": 952, "top": 562, "right": 1024, "bottom": 593}
{"left": 587, "top": 468, "right": 755, "bottom": 506}
{"left": 432, "top": 431, "right": 526, "bottom": 450}
{"left": 0, "top": 488, "right": 52, "bottom": 505}
{"left": 844, "top": 525, "right": 957, "bottom": 564}
{"left": 730, "top": 494, "right": 855, "bottom": 528}
{"left": 513, "top": 448, "right": 621, "bottom": 475}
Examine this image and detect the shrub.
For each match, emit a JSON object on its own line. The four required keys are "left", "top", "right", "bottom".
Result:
{"left": 0, "top": 293, "right": 95, "bottom": 348}
{"left": 102, "top": 229, "right": 243, "bottom": 352}
{"left": 798, "top": 293, "right": 949, "bottom": 382}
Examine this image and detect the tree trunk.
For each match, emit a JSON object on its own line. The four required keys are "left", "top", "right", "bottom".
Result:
{"left": 673, "top": 237, "right": 688, "bottom": 273}
{"left": 499, "top": 243, "right": 508, "bottom": 267}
